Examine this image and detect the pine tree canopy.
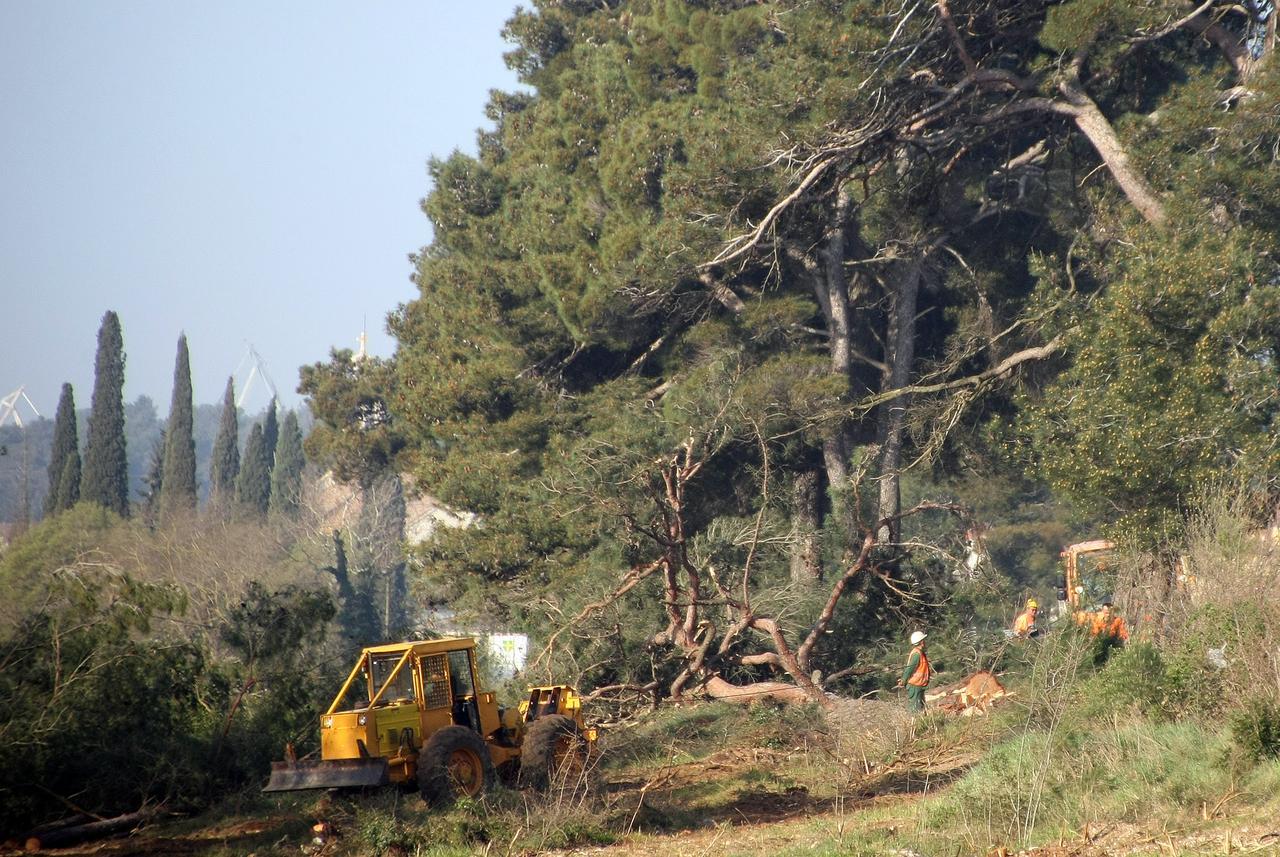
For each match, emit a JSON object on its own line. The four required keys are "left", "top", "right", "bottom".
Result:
{"left": 299, "top": 1, "right": 1278, "bottom": 698}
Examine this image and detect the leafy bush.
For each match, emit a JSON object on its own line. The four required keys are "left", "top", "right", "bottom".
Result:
{"left": 1082, "top": 641, "right": 1174, "bottom": 719}
{"left": 1230, "top": 699, "right": 1280, "bottom": 765}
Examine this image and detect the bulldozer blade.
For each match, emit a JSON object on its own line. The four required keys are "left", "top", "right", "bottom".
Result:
{"left": 263, "top": 758, "right": 390, "bottom": 793}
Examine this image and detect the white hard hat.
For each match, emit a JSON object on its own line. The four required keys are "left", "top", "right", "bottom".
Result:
{"left": 910, "top": 631, "right": 927, "bottom": 645}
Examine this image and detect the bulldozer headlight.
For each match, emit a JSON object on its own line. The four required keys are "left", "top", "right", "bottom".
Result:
{"left": 357, "top": 714, "right": 368, "bottom": 726}
{"left": 322, "top": 717, "right": 333, "bottom": 729}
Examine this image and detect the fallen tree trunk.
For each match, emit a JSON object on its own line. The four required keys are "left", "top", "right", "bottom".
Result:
{"left": 24, "top": 806, "right": 159, "bottom": 851}
{"left": 702, "top": 676, "right": 814, "bottom": 705}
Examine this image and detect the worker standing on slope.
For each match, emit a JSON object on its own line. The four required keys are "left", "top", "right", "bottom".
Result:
{"left": 898, "top": 630, "right": 931, "bottom": 713}
{"left": 1087, "top": 600, "right": 1130, "bottom": 643}
{"left": 1012, "top": 598, "right": 1040, "bottom": 638}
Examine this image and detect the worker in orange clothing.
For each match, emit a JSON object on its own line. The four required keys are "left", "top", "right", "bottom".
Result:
{"left": 1011, "top": 598, "right": 1040, "bottom": 638}
{"left": 1088, "top": 600, "right": 1129, "bottom": 642}
{"left": 897, "top": 630, "right": 931, "bottom": 713}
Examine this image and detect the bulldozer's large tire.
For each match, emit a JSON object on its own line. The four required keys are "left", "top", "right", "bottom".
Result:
{"left": 518, "top": 713, "right": 594, "bottom": 794}
{"left": 418, "top": 726, "right": 495, "bottom": 806}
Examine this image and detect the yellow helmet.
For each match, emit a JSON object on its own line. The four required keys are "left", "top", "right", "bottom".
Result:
{"left": 1027, "top": 598, "right": 1039, "bottom": 609}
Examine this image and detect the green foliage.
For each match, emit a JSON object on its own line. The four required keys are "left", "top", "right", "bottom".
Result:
{"left": 53, "top": 452, "right": 80, "bottom": 512}
{"left": 81, "top": 310, "right": 130, "bottom": 517}
{"left": 0, "top": 503, "right": 119, "bottom": 623}
{"left": 299, "top": 351, "right": 404, "bottom": 485}
{"left": 1230, "top": 699, "right": 1280, "bottom": 765}
{"left": 140, "top": 428, "right": 165, "bottom": 524}
{"left": 235, "top": 423, "right": 271, "bottom": 519}
{"left": 210, "top": 376, "right": 240, "bottom": 503}
{"left": 269, "top": 409, "right": 305, "bottom": 518}
{"left": 160, "top": 334, "right": 197, "bottom": 518}
{"left": 1025, "top": 225, "right": 1280, "bottom": 542}
{"left": 261, "top": 398, "right": 278, "bottom": 473}
{"left": 1082, "top": 641, "right": 1175, "bottom": 719}
{"left": 43, "top": 383, "right": 79, "bottom": 516}
{"left": 0, "top": 555, "right": 191, "bottom": 835}
{"left": 294, "top": 0, "right": 1280, "bottom": 711}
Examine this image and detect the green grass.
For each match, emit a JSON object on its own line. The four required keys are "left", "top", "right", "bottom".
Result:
{"left": 923, "top": 718, "right": 1236, "bottom": 852}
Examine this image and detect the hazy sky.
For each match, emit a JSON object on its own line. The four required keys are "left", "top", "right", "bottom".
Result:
{"left": 1, "top": 1, "right": 521, "bottom": 417}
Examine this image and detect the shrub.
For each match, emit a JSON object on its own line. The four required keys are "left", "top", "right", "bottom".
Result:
{"left": 1230, "top": 698, "right": 1280, "bottom": 764}
{"left": 1083, "top": 641, "right": 1173, "bottom": 719}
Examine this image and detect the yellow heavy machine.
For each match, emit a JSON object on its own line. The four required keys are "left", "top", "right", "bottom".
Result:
{"left": 264, "top": 637, "right": 596, "bottom": 804}
{"left": 1056, "top": 538, "right": 1116, "bottom": 617}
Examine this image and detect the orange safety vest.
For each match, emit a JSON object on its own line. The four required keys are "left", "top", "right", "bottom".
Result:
{"left": 1090, "top": 612, "right": 1129, "bottom": 641}
{"left": 906, "top": 645, "right": 931, "bottom": 687}
{"left": 1012, "top": 610, "right": 1038, "bottom": 636}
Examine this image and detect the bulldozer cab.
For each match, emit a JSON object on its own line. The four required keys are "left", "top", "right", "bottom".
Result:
{"left": 327, "top": 645, "right": 483, "bottom": 731}
{"left": 1058, "top": 539, "right": 1116, "bottom": 617}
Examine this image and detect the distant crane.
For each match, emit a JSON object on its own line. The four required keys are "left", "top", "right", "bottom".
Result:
{"left": 232, "top": 345, "right": 279, "bottom": 411}
{"left": 0, "top": 386, "right": 42, "bottom": 428}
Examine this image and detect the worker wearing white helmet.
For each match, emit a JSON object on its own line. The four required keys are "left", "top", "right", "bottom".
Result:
{"left": 898, "top": 630, "right": 931, "bottom": 713}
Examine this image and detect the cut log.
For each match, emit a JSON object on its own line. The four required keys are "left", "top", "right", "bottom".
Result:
{"left": 24, "top": 806, "right": 159, "bottom": 851}
{"left": 924, "top": 670, "right": 1010, "bottom": 716}
{"left": 702, "top": 676, "right": 814, "bottom": 705}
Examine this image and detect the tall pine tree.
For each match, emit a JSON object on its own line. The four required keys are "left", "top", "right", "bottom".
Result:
{"left": 160, "top": 334, "right": 197, "bottom": 519}
{"left": 210, "top": 377, "right": 240, "bottom": 505}
{"left": 81, "top": 311, "right": 129, "bottom": 516}
{"left": 44, "top": 383, "right": 80, "bottom": 516}
{"left": 236, "top": 423, "right": 271, "bottom": 518}
{"left": 269, "top": 409, "right": 305, "bottom": 518}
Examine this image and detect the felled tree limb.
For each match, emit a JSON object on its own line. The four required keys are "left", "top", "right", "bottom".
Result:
{"left": 24, "top": 805, "right": 161, "bottom": 851}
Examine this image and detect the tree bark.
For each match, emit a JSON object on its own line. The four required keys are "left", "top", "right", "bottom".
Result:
{"left": 789, "top": 469, "right": 822, "bottom": 585}
{"left": 817, "top": 190, "right": 859, "bottom": 542}
{"left": 876, "top": 259, "right": 923, "bottom": 542}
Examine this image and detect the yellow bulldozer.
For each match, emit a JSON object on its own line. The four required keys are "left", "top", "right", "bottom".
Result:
{"left": 264, "top": 637, "right": 597, "bottom": 804}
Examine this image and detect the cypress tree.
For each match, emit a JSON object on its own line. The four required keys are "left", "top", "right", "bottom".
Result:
{"left": 81, "top": 311, "right": 129, "bottom": 516}
{"left": 236, "top": 423, "right": 271, "bottom": 518}
{"left": 210, "top": 377, "right": 239, "bottom": 504}
{"left": 269, "top": 410, "right": 305, "bottom": 518}
{"left": 262, "top": 399, "right": 279, "bottom": 477}
{"left": 160, "top": 334, "right": 197, "bottom": 519}
{"left": 44, "top": 383, "right": 80, "bottom": 516}
{"left": 141, "top": 430, "right": 165, "bottom": 526}
{"left": 55, "top": 453, "right": 81, "bottom": 511}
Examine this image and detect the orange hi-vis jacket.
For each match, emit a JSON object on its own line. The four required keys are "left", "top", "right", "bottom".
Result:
{"left": 1075, "top": 610, "right": 1130, "bottom": 641}
{"left": 1012, "top": 609, "right": 1038, "bottom": 637}
{"left": 1089, "top": 612, "right": 1130, "bottom": 641}
{"left": 906, "top": 644, "right": 931, "bottom": 687}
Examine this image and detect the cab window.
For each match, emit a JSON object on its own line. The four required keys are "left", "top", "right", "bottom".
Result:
{"left": 369, "top": 654, "right": 414, "bottom": 705}
{"left": 421, "top": 654, "right": 450, "bottom": 709}
{"left": 448, "top": 650, "right": 476, "bottom": 700}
